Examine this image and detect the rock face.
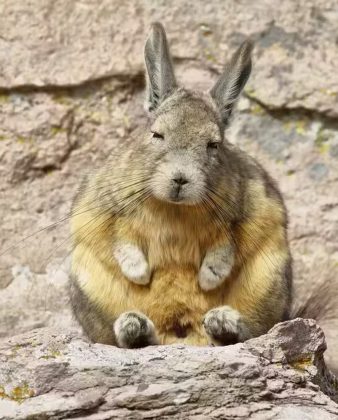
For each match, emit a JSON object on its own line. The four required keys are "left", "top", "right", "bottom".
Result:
{"left": 0, "top": 0, "right": 337, "bottom": 117}
{"left": 0, "top": 263, "right": 79, "bottom": 339}
{"left": 0, "top": 0, "right": 338, "bottom": 394}
{"left": 0, "top": 319, "right": 337, "bottom": 420}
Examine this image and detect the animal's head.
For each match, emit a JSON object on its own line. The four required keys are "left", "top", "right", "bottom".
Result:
{"left": 143, "top": 23, "right": 252, "bottom": 205}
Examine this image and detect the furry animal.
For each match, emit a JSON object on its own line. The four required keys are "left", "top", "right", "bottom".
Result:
{"left": 70, "top": 23, "right": 292, "bottom": 348}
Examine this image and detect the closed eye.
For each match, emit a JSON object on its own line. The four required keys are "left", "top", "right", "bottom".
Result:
{"left": 151, "top": 131, "right": 164, "bottom": 140}
{"left": 207, "top": 141, "right": 219, "bottom": 149}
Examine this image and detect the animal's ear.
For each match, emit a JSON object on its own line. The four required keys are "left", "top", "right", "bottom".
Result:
{"left": 144, "top": 22, "right": 177, "bottom": 112}
{"left": 210, "top": 41, "right": 253, "bottom": 125}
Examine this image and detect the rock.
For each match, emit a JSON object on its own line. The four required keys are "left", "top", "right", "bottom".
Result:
{"left": 0, "top": 0, "right": 338, "bottom": 391}
{"left": 0, "top": 1, "right": 338, "bottom": 116}
{"left": 308, "top": 162, "right": 330, "bottom": 182}
{"left": 0, "top": 263, "right": 79, "bottom": 338}
{"left": 0, "top": 319, "right": 337, "bottom": 419}
{"left": 0, "top": 1, "right": 145, "bottom": 87}
{"left": 0, "top": 81, "right": 144, "bottom": 286}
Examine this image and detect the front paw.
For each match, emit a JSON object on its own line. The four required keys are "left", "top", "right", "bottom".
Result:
{"left": 199, "top": 245, "right": 234, "bottom": 291}
{"left": 113, "top": 243, "right": 150, "bottom": 285}
{"left": 203, "top": 306, "right": 251, "bottom": 345}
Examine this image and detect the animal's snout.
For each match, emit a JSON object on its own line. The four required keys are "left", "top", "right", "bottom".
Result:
{"left": 172, "top": 175, "right": 189, "bottom": 186}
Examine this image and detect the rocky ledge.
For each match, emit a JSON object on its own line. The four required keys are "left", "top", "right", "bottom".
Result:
{"left": 0, "top": 318, "right": 337, "bottom": 419}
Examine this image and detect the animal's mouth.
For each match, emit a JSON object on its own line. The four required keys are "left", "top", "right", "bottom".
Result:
{"left": 169, "top": 191, "right": 185, "bottom": 203}
{"left": 151, "top": 183, "right": 201, "bottom": 206}
{"left": 166, "top": 195, "right": 192, "bottom": 205}
{"left": 167, "top": 184, "right": 194, "bottom": 204}
{"left": 165, "top": 191, "right": 201, "bottom": 206}
{"left": 170, "top": 184, "right": 184, "bottom": 200}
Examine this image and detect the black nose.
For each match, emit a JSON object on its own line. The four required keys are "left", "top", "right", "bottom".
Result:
{"left": 173, "top": 176, "right": 189, "bottom": 186}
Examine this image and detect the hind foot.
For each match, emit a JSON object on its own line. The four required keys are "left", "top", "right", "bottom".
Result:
{"left": 114, "top": 311, "right": 158, "bottom": 348}
{"left": 203, "top": 305, "right": 251, "bottom": 345}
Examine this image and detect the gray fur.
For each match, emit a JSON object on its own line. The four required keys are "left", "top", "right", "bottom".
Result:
{"left": 144, "top": 22, "right": 177, "bottom": 111}
{"left": 69, "top": 276, "right": 116, "bottom": 345}
{"left": 210, "top": 41, "right": 253, "bottom": 124}
{"left": 114, "top": 311, "right": 158, "bottom": 348}
{"left": 199, "top": 243, "right": 235, "bottom": 291}
{"left": 203, "top": 305, "right": 251, "bottom": 344}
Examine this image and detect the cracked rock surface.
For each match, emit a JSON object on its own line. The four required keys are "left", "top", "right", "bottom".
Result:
{"left": 1, "top": 0, "right": 338, "bottom": 406}
{"left": 0, "top": 0, "right": 337, "bottom": 119}
{"left": 0, "top": 319, "right": 337, "bottom": 419}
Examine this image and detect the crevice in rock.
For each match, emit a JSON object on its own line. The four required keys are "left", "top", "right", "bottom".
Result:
{"left": 244, "top": 93, "right": 338, "bottom": 129}
{"left": 0, "top": 72, "right": 145, "bottom": 96}
{"left": 61, "top": 402, "right": 105, "bottom": 419}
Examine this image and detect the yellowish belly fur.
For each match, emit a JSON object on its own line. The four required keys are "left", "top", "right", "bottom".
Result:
{"left": 71, "top": 183, "right": 288, "bottom": 345}
{"left": 71, "top": 200, "right": 234, "bottom": 345}
{"left": 73, "top": 244, "right": 233, "bottom": 345}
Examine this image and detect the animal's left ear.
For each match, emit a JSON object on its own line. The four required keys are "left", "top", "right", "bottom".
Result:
{"left": 210, "top": 41, "right": 253, "bottom": 125}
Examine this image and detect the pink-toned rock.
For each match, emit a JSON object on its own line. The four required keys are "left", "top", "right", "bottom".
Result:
{"left": 0, "top": 319, "right": 337, "bottom": 419}
{"left": 0, "top": 0, "right": 337, "bottom": 394}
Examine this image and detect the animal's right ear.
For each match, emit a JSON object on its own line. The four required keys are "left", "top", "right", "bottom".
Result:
{"left": 144, "top": 23, "right": 177, "bottom": 112}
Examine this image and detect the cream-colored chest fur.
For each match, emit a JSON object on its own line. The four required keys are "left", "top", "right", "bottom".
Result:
{"left": 130, "top": 202, "right": 227, "bottom": 271}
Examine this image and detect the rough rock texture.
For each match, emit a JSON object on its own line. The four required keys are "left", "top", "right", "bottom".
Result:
{"left": 0, "top": 319, "right": 337, "bottom": 419}
{"left": 0, "top": 262, "right": 79, "bottom": 338}
{"left": 0, "top": 0, "right": 338, "bottom": 376}
{"left": 0, "top": 0, "right": 337, "bottom": 117}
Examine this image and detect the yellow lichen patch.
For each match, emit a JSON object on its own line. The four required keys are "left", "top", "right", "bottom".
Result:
{"left": 11, "top": 383, "right": 35, "bottom": 401}
{"left": 203, "top": 49, "right": 217, "bottom": 63}
{"left": 319, "top": 88, "right": 337, "bottom": 98}
{"left": 53, "top": 92, "right": 71, "bottom": 105}
{"left": 0, "top": 94, "right": 9, "bottom": 103}
{"left": 0, "top": 383, "right": 35, "bottom": 403}
{"left": 315, "top": 129, "right": 330, "bottom": 154}
{"left": 45, "top": 168, "right": 55, "bottom": 176}
{"left": 123, "top": 114, "right": 130, "bottom": 128}
{"left": 269, "top": 43, "right": 289, "bottom": 60}
{"left": 289, "top": 355, "right": 313, "bottom": 371}
{"left": 9, "top": 344, "right": 23, "bottom": 358}
{"left": 282, "top": 121, "right": 292, "bottom": 134}
{"left": 295, "top": 119, "right": 308, "bottom": 135}
{"left": 333, "top": 376, "right": 338, "bottom": 390}
{"left": 245, "top": 87, "right": 257, "bottom": 98}
{"left": 283, "top": 119, "right": 309, "bottom": 136}
{"left": 89, "top": 112, "right": 102, "bottom": 124}
{"left": 16, "top": 136, "right": 26, "bottom": 144}
{"left": 40, "top": 347, "right": 62, "bottom": 360}
{"left": 250, "top": 103, "right": 265, "bottom": 115}
{"left": 318, "top": 143, "right": 330, "bottom": 154}
{"left": 51, "top": 126, "right": 65, "bottom": 136}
